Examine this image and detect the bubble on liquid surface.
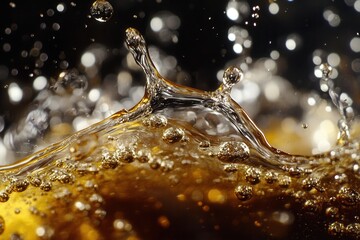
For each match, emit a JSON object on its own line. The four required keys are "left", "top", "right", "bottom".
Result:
{"left": 217, "top": 141, "right": 250, "bottom": 163}
{"left": 90, "top": 0, "right": 113, "bottom": 22}
{"left": 162, "top": 127, "right": 185, "bottom": 143}
{"left": 234, "top": 185, "right": 253, "bottom": 201}
{"left": 0, "top": 215, "right": 4, "bottom": 234}
{"left": 336, "top": 186, "right": 360, "bottom": 206}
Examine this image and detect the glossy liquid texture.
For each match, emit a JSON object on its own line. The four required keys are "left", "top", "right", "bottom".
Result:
{"left": 0, "top": 28, "right": 359, "bottom": 239}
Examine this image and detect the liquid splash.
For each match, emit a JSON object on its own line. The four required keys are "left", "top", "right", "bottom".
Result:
{"left": 0, "top": 28, "right": 359, "bottom": 239}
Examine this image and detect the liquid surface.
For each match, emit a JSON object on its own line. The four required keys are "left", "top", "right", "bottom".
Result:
{"left": 0, "top": 28, "right": 359, "bottom": 240}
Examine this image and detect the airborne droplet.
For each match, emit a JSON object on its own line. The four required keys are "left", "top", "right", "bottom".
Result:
{"left": 319, "top": 63, "right": 332, "bottom": 79}
{"left": 222, "top": 66, "right": 243, "bottom": 91}
{"left": 90, "top": 0, "right": 113, "bottom": 23}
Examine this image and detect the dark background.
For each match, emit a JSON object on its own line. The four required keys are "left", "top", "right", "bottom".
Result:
{"left": 0, "top": 0, "right": 359, "bottom": 129}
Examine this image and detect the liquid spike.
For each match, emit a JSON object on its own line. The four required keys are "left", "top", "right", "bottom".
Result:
{"left": 319, "top": 62, "right": 353, "bottom": 144}
{"left": 125, "top": 28, "right": 167, "bottom": 98}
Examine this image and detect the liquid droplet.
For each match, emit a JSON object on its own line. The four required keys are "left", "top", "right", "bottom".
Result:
{"left": 90, "top": 0, "right": 113, "bottom": 22}
{"left": 319, "top": 63, "right": 333, "bottom": 78}
{"left": 301, "top": 123, "right": 308, "bottom": 129}
{"left": 221, "top": 66, "right": 243, "bottom": 92}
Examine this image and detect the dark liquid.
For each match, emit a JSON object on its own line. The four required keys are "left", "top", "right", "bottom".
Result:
{"left": 0, "top": 28, "right": 359, "bottom": 240}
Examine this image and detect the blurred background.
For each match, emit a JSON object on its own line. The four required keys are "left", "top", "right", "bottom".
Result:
{"left": 0, "top": 0, "right": 359, "bottom": 163}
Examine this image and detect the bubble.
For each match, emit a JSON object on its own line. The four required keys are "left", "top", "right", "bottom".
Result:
{"left": 278, "top": 175, "right": 292, "bottom": 188}
{"left": 113, "top": 146, "right": 135, "bottom": 163}
{"left": 40, "top": 181, "right": 52, "bottom": 191}
{"left": 223, "top": 164, "right": 238, "bottom": 173}
{"left": 303, "top": 199, "right": 321, "bottom": 212}
{"left": 302, "top": 177, "right": 320, "bottom": 191}
{"left": 11, "top": 178, "right": 29, "bottom": 192}
{"left": 158, "top": 215, "right": 171, "bottom": 228}
{"left": 162, "top": 127, "right": 185, "bottom": 143}
{"left": 90, "top": 0, "right": 113, "bottom": 22}
{"left": 0, "top": 216, "right": 4, "bottom": 235}
{"left": 234, "top": 185, "right": 253, "bottom": 201}
{"left": 325, "top": 207, "right": 339, "bottom": 218}
{"left": 222, "top": 66, "right": 243, "bottom": 89}
{"left": 159, "top": 160, "right": 174, "bottom": 172}
{"left": 101, "top": 150, "right": 118, "bottom": 169}
{"left": 135, "top": 150, "right": 151, "bottom": 163}
{"left": 336, "top": 186, "right": 360, "bottom": 206}
{"left": 0, "top": 192, "right": 9, "bottom": 202}
{"left": 264, "top": 171, "right": 278, "bottom": 184}
{"left": 217, "top": 141, "right": 250, "bottom": 163}
{"left": 245, "top": 167, "right": 261, "bottom": 184}
{"left": 319, "top": 63, "right": 333, "bottom": 78}
{"left": 328, "top": 221, "right": 345, "bottom": 236}
{"left": 143, "top": 114, "right": 168, "bottom": 128}
{"left": 346, "top": 223, "right": 360, "bottom": 237}
{"left": 198, "top": 140, "right": 210, "bottom": 149}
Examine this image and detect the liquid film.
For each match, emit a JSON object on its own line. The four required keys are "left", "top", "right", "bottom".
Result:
{"left": 0, "top": 28, "right": 359, "bottom": 239}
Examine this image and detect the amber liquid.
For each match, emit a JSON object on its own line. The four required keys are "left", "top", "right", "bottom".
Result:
{"left": 0, "top": 28, "right": 359, "bottom": 240}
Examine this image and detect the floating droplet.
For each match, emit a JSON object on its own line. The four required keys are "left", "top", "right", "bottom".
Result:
{"left": 319, "top": 63, "right": 333, "bottom": 78}
{"left": 222, "top": 66, "right": 243, "bottom": 90}
{"left": 217, "top": 141, "right": 250, "bottom": 163}
{"left": 162, "top": 127, "right": 185, "bottom": 143}
{"left": 234, "top": 185, "right": 253, "bottom": 201}
{"left": 90, "top": 0, "right": 113, "bottom": 22}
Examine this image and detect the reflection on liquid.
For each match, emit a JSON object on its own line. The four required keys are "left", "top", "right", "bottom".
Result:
{"left": 0, "top": 28, "right": 359, "bottom": 239}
